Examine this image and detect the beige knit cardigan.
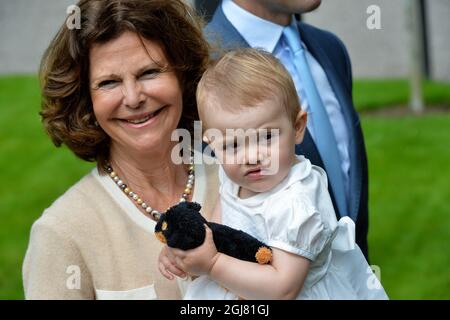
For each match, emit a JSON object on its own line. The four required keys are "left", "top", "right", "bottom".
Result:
{"left": 22, "top": 159, "right": 219, "bottom": 299}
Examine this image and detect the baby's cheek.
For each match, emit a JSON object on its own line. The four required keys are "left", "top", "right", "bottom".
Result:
{"left": 221, "top": 164, "right": 242, "bottom": 183}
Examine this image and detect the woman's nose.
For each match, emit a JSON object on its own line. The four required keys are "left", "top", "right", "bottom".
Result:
{"left": 122, "top": 79, "right": 144, "bottom": 109}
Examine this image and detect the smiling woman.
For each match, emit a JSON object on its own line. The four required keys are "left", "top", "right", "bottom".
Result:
{"left": 89, "top": 32, "right": 184, "bottom": 160}
{"left": 22, "top": 0, "right": 219, "bottom": 299}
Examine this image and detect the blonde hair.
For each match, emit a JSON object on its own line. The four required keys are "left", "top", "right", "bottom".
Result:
{"left": 196, "top": 48, "right": 300, "bottom": 127}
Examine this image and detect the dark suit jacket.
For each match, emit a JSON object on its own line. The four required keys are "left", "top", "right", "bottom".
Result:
{"left": 204, "top": 5, "right": 370, "bottom": 260}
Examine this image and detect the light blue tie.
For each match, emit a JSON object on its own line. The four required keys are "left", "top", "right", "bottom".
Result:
{"left": 283, "top": 26, "right": 349, "bottom": 216}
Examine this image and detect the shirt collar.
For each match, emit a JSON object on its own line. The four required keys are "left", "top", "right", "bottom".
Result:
{"left": 225, "top": 155, "right": 312, "bottom": 206}
{"left": 222, "top": 0, "right": 291, "bottom": 53}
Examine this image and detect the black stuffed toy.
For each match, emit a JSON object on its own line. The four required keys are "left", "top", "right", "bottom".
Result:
{"left": 155, "top": 201, "right": 272, "bottom": 264}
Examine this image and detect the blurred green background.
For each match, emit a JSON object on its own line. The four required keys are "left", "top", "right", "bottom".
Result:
{"left": 0, "top": 75, "right": 449, "bottom": 299}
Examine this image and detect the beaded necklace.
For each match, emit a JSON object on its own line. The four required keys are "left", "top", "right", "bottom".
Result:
{"left": 105, "top": 155, "right": 194, "bottom": 221}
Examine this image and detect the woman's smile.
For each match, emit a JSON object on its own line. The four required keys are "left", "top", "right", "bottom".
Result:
{"left": 116, "top": 105, "right": 167, "bottom": 129}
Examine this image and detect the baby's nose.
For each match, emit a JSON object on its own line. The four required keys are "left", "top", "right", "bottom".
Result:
{"left": 245, "top": 144, "right": 262, "bottom": 165}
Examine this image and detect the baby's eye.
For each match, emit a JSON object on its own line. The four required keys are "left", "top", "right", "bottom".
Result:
{"left": 259, "top": 133, "right": 272, "bottom": 143}
{"left": 264, "top": 133, "right": 272, "bottom": 140}
{"left": 260, "top": 131, "right": 279, "bottom": 142}
{"left": 224, "top": 141, "right": 240, "bottom": 152}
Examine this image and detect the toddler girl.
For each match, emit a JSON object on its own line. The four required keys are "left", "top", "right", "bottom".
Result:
{"left": 160, "top": 49, "right": 388, "bottom": 300}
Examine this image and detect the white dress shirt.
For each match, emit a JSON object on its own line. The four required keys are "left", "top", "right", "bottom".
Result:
{"left": 222, "top": 0, "right": 351, "bottom": 199}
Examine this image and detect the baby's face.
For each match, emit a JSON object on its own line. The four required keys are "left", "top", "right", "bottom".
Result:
{"left": 202, "top": 97, "right": 306, "bottom": 198}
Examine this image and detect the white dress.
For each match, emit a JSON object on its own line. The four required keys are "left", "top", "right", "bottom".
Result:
{"left": 184, "top": 155, "right": 388, "bottom": 300}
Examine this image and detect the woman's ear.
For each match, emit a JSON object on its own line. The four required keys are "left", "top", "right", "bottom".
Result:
{"left": 294, "top": 110, "right": 308, "bottom": 145}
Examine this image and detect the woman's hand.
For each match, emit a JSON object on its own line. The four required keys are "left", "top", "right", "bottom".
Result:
{"left": 158, "top": 245, "right": 187, "bottom": 280}
{"left": 168, "top": 225, "right": 220, "bottom": 277}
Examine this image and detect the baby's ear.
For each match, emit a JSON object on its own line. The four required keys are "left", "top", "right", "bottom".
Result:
{"left": 294, "top": 110, "right": 308, "bottom": 144}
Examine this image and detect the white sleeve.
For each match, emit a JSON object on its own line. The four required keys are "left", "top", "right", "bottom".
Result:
{"left": 265, "top": 195, "right": 333, "bottom": 261}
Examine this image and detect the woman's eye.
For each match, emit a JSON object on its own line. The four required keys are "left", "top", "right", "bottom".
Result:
{"left": 97, "top": 80, "right": 118, "bottom": 89}
{"left": 140, "top": 69, "right": 160, "bottom": 79}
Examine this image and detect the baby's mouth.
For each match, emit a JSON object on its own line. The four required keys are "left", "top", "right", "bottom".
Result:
{"left": 245, "top": 168, "right": 262, "bottom": 176}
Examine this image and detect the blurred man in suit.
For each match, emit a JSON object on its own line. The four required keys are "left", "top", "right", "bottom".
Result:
{"left": 201, "top": 0, "right": 371, "bottom": 260}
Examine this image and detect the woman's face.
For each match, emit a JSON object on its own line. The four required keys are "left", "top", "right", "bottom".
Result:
{"left": 89, "top": 31, "right": 183, "bottom": 157}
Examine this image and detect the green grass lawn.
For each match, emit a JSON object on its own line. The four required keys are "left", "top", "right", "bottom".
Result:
{"left": 353, "top": 79, "right": 450, "bottom": 112}
{"left": 1, "top": 75, "right": 449, "bottom": 299}
{"left": 363, "top": 115, "right": 450, "bottom": 299}
{"left": 0, "top": 76, "right": 93, "bottom": 299}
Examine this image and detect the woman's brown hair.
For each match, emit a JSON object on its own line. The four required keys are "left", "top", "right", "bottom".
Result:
{"left": 40, "top": 0, "right": 209, "bottom": 169}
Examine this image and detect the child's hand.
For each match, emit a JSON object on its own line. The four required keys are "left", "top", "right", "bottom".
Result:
{"left": 158, "top": 245, "right": 187, "bottom": 280}
{"left": 168, "top": 224, "right": 220, "bottom": 276}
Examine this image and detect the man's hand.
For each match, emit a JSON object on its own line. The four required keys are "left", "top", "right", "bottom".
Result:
{"left": 158, "top": 244, "right": 187, "bottom": 280}
{"left": 169, "top": 224, "right": 220, "bottom": 277}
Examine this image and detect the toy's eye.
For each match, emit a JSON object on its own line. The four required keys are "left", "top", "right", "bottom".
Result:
{"left": 162, "top": 221, "right": 168, "bottom": 231}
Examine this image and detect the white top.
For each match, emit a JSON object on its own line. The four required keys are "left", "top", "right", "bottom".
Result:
{"left": 222, "top": 0, "right": 351, "bottom": 201}
{"left": 184, "top": 155, "right": 388, "bottom": 299}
